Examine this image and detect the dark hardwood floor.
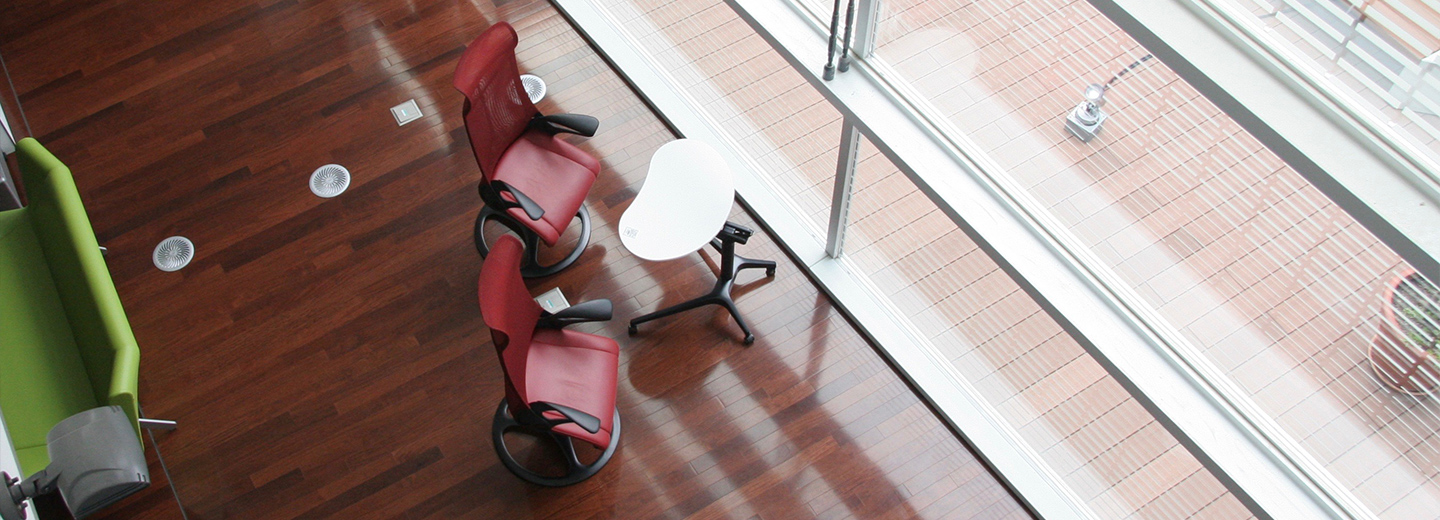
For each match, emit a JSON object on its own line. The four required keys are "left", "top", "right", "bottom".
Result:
{"left": 0, "top": 0, "right": 1030, "bottom": 518}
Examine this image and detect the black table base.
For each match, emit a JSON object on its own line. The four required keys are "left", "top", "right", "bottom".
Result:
{"left": 628, "top": 221, "right": 776, "bottom": 345}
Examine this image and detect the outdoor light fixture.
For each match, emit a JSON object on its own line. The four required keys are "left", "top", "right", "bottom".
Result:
{"left": 0, "top": 407, "right": 149, "bottom": 519}
{"left": 1065, "top": 54, "right": 1154, "bottom": 143}
{"left": 1065, "top": 83, "right": 1107, "bottom": 142}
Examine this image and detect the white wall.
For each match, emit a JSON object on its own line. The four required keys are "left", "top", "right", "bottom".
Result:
{"left": 0, "top": 98, "right": 14, "bottom": 155}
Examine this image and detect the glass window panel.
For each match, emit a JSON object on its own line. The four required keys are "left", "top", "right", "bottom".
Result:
{"left": 856, "top": 0, "right": 1440, "bottom": 516}
{"left": 844, "top": 135, "right": 1253, "bottom": 519}
{"left": 590, "top": 0, "right": 1256, "bottom": 515}
{"left": 1220, "top": 0, "right": 1440, "bottom": 175}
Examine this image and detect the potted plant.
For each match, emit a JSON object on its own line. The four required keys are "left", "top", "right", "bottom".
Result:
{"left": 1369, "top": 269, "right": 1440, "bottom": 395}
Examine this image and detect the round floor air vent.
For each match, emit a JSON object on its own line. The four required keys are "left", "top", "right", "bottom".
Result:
{"left": 309, "top": 162, "right": 351, "bottom": 197}
{"left": 520, "top": 74, "right": 546, "bottom": 104}
{"left": 153, "top": 236, "right": 194, "bottom": 272}
{"left": 310, "top": 164, "right": 351, "bottom": 198}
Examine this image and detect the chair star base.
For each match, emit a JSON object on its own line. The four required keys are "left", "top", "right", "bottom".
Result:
{"left": 627, "top": 221, "right": 776, "bottom": 345}
{"left": 491, "top": 400, "right": 621, "bottom": 487}
{"left": 474, "top": 204, "right": 591, "bottom": 278}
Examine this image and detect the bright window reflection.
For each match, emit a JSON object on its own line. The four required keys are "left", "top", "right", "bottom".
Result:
{"left": 843, "top": 135, "right": 1253, "bottom": 518}
{"left": 1222, "top": 0, "right": 1440, "bottom": 180}
{"left": 836, "top": 0, "right": 1440, "bottom": 516}
{"left": 590, "top": 0, "right": 1253, "bottom": 517}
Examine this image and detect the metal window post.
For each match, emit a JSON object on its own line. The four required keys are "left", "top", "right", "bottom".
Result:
{"left": 826, "top": 118, "right": 861, "bottom": 257}
{"left": 852, "top": 0, "right": 881, "bottom": 59}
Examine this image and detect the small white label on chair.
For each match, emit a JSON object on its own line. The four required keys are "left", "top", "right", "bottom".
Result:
{"left": 390, "top": 99, "right": 422, "bottom": 126}
{"left": 535, "top": 287, "right": 570, "bottom": 313}
{"left": 623, "top": 227, "right": 639, "bottom": 238}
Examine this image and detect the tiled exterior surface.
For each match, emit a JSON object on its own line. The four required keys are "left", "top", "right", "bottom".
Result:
{"left": 590, "top": 0, "right": 1440, "bottom": 517}
{"left": 595, "top": 0, "right": 1257, "bottom": 517}
{"left": 861, "top": 0, "right": 1440, "bottom": 517}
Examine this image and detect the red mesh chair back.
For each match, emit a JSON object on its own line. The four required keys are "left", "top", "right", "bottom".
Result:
{"left": 453, "top": 22, "right": 538, "bottom": 180}
{"left": 476, "top": 235, "right": 542, "bottom": 410}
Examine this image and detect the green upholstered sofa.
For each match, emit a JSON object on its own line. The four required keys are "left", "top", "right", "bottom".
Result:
{"left": 0, "top": 138, "right": 141, "bottom": 476}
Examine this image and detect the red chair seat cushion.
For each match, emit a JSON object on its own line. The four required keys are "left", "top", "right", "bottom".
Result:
{"left": 525, "top": 328, "right": 619, "bottom": 448}
{"left": 492, "top": 130, "right": 601, "bottom": 245}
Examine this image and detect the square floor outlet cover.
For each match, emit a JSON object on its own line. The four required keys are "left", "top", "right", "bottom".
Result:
{"left": 391, "top": 99, "right": 422, "bottom": 126}
{"left": 535, "top": 287, "right": 570, "bottom": 313}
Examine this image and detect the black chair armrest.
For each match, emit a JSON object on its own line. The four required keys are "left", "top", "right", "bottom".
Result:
{"left": 488, "top": 180, "right": 545, "bottom": 221}
{"left": 538, "top": 299, "right": 613, "bottom": 329}
{"left": 531, "top": 113, "right": 599, "bottom": 137}
{"left": 530, "top": 401, "right": 602, "bottom": 434}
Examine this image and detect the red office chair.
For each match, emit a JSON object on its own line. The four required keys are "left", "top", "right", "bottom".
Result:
{"left": 478, "top": 234, "right": 621, "bottom": 486}
{"left": 455, "top": 22, "right": 603, "bottom": 278}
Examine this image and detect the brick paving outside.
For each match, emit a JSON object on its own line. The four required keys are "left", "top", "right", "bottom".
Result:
{"left": 594, "top": 0, "right": 1439, "bottom": 517}
{"left": 863, "top": 0, "right": 1440, "bottom": 517}
{"left": 598, "top": 0, "right": 1250, "bottom": 517}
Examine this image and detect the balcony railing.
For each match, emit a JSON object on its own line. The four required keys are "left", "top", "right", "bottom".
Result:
{"left": 1250, "top": 0, "right": 1440, "bottom": 136}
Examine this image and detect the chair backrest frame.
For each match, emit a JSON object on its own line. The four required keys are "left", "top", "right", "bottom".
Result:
{"left": 476, "top": 234, "right": 544, "bottom": 412}
{"left": 453, "top": 22, "right": 538, "bottom": 182}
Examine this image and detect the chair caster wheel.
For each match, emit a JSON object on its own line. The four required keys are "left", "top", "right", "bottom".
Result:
{"left": 628, "top": 325, "right": 638, "bottom": 336}
{"left": 765, "top": 267, "right": 776, "bottom": 277}
{"left": 744, "top": 334, "right": 755, "bottom": 345}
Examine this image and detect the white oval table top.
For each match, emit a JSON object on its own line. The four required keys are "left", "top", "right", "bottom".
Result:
{"left": 619, "top": 139, "right": 734, "bottom": 261}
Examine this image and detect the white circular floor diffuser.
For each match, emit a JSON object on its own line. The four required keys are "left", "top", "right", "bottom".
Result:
{"left": 520, "top": 74, "right": 547, "bottom": 104}
{"left": 153, "top": 236, "right": 194, "bottom": 272}
{"left": 309, "top": 164, "right": 351, "bottom": 198}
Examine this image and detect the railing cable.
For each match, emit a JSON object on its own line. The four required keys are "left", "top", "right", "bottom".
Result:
{"left": 823, "top": 0, "right": 843, "bottom": 80}
{"left": 823, "top": 0, "right": 857, "bottom": 80}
